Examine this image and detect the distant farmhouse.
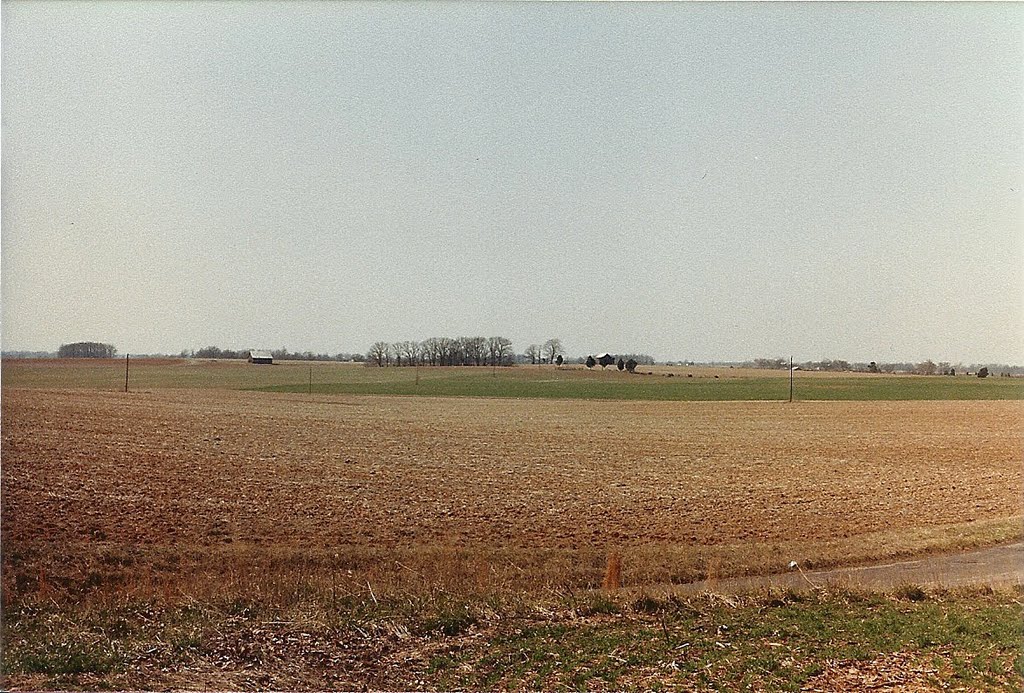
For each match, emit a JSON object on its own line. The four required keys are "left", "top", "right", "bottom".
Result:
{"left": 248, "top": 350, "right": 273, "bottom": 365}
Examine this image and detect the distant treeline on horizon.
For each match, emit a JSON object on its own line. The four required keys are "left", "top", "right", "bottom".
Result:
{"left": 2, "top": 347, "right": 1021, "bottom": 375}
{"left": 743, "top": 357, "right": 1023, "bottom": 376}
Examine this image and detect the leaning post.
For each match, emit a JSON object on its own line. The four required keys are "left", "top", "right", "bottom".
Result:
{"left": 125, "top": 354, "right": 130, "bottom": 393}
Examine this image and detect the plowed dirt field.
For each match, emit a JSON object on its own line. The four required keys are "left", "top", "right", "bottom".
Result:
{"left": 2, "top": 388, "right": 1021, "bottom": 592}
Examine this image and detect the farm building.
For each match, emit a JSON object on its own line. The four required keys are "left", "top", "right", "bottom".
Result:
{"left": 248, "top": 350, "right": 273, "bottom": 365}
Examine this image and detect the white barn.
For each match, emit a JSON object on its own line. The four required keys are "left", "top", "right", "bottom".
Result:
{"left": 248, "top": 350, "right": 273, "bottom": 365}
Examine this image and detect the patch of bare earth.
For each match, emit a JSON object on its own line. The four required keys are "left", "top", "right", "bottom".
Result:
{"left": 2, "top": 388, "right": 1021, "bottom": 593}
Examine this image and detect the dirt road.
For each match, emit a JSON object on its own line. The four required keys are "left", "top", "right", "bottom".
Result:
{"left": 666, "top": 541, "right": 1024, "bottom": 594}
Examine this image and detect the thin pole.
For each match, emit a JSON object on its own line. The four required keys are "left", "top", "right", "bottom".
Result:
{"left": 789, "top": 355, "right": 794, "bottom": 403}
{"left": 308, "top": 365, "right": 312, "bottom": 395}
{"left": 125, "top": 354, "right": 130, "bottom": 393}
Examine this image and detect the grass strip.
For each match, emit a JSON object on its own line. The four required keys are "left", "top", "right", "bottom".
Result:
{"left": 3, "top": 587, "right": 1021, "bottom": 691}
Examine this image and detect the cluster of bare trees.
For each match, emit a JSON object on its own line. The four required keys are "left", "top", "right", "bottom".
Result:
{"left": 523, "top": 339, "right": 563, "bottom": 365}
{"left": 367, "top": 336, "right": 515, "bottom": 367}
{"left": 58, "top": 342, "right": 116, "bottom": 358}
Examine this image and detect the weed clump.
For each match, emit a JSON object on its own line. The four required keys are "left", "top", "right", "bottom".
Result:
{"left": 893, "top": 584, "right": 929, "bottom": 602}
{"left": 422, "top": 605, "right": 478, "bottom": 637}
{"left": 631, "top": 595, "right": 668, "bottom": 614}
{"left": 576, "top": 594, "right": 621, "bottom": 617}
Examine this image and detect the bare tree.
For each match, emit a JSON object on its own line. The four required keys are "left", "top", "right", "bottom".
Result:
{"left": 398, "top": 340, "right": 420, "bottom": 366}
{"left": 435, "top": 337, "right": 454, "bottom": 366}
{"left": 487, "top": 336, "right": 513, "bottom": 366}
{"left": 454, "top": 337, "right": 483, "bottom": 366}
{"left": 525, "top": 344, "right": 542, "bottom": 365}
{"left": 543, "top": 338, "right": 563, "bottom": 364}
{"left": 420, "top": 337, "right": 440, "bottom": 366}
{"left": 368, "top": 341, "right": 390, "bottom": 367}
{"left": 467, "top": 336, "right": 487, "bottom": 366}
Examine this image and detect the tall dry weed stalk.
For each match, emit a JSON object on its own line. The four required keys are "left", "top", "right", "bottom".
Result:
{"left": 602, "top": 552, "right": 622, "bottom": 591}
{"left": 705, "top": 555, "right": 721, "bottom": 586}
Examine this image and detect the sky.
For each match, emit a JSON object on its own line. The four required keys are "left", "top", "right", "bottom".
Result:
{"left": 2, "top": 1, "right": 1022, "bottom": 363}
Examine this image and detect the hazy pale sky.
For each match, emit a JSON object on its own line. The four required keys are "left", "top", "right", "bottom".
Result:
{"left": 3, "top": 1, "right": 1022, "bottom": 363}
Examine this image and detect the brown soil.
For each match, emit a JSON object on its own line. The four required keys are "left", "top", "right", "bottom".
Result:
{"left": 2, "top": 388, "right": 1021, "bottom": 592}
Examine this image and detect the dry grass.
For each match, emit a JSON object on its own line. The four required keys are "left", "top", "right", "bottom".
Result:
{"left": 4, "top": 583, "right": 1021, "bottom": 691}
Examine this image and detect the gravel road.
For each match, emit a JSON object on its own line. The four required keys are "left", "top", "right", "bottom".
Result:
{"left": 667, "top": 542, "right": 1024, "bottom": 594}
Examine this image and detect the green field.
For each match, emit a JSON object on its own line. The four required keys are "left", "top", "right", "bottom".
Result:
{"left": 3, "top": 358, "right": 1022, "bottom": 401}
{"left": 267, "top": 370, "right": 1024, "bottom": 401}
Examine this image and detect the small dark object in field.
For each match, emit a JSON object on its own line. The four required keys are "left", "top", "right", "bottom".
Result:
{"left": 687, "top": 374, "right": 693, "bottom": 378}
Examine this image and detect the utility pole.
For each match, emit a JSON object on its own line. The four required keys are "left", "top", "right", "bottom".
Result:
{"left": 124, "top": 354, "right": 130, "bottom": 393}
{"left": 789, "top": 355, "right": 794, "bottom": 403}
{"left": 308, "top": 365, "right": 313, "bottom": 395}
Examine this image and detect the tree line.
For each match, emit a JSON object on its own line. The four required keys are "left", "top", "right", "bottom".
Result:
{"left": 183, "top": 347, "right": 365, "bottom": 362}
{"left": 58, "top": 342, "right": 116, "bottom": 358}
{"left": 749, "top": 357, "right": 1018, "bottom": 376}
{"left": 366, "top": 338, "right": 572, "bottom": 367}
{"left": 368, "top": 336, "right": 516, "bottom": 367}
